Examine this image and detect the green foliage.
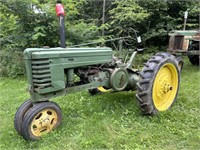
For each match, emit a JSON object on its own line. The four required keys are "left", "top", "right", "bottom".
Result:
{"left": 108, "top": 0, "right": 150, "bottom": 37}
{"left": 0, "top": 51, "right": 24, "bottom": 77}
{"left": 0, "top": 58, "right": 200, "bottom": 149}
{"left": 67, "top": 22, "right": 102, "bottom": 45}
{"left": 66, "top": 0, "right": 86, "bottom": 21}
{"left": 110, "top": 0, "right": 150, "bottom": 24}
{"left": 132, "top": 46, "right": 166, "bottom": 68}
{"left": 0, "top": 0, "right": 86, "bottom": 77}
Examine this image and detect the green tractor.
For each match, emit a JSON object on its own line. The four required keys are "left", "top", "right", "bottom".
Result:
{"left": 14, "top": 1, "right": 182, "bottom": 141}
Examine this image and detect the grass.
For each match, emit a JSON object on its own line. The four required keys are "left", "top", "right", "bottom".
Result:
{"left": 0, "top": 58, "right": 199, "bottom": 150}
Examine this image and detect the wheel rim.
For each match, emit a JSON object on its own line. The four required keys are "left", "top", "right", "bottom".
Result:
{"left": 153, "top": 63, "right": 178, "bottom": 111}
{"left": 31, "top": 109, "right": 58, "bottom": 137}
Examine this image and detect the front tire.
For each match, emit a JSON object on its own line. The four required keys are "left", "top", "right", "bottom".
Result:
{"left": 14, "top": 99, "right": 33, "bottom": 135}
{"left": 21, "top": 101, "right": 62, "bottom": 141}
{"left": 136, "top": 52, "right": 180, "bottom": 115}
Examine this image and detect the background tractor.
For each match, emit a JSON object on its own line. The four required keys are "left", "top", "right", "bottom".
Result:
{"left": 168, "top": 30, "right": 200, "bottom": 66}
{"left": 168, "top": 10, "right": 200, "bottom": 66}
{"left": 14, "top": 1, "right": 182, "bottom": 141}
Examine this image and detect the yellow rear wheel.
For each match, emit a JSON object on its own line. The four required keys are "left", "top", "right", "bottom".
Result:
{"left": 153, "top": 63, "right": 178, "bottom": 111}
{"left": 136, "top": 52, "right": 180, "bottom": 115}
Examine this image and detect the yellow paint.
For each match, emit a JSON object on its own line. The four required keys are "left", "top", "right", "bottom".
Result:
{"left": 31, "top": 109, "right": 58, "bottom": 137}
{"left": 153, "top": 63, "right": 178, "bottom": 111}
{"left": 97, "top": 86, "right": 110, "bottom": 92}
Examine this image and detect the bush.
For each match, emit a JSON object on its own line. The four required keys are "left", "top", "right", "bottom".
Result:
{"left": 0, "top": 50, "right": 25, "bottom": 78}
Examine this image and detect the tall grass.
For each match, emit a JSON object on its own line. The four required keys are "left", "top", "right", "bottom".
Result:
{"left": 0, "top": 58, "right": 199, "bottom": 150}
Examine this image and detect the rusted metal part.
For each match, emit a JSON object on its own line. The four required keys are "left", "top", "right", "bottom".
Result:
{"left": 168, "top": 49, "right": 200, "bottom": 56}
{"left": 168, "top": 30, "right": 200, "bottom": 53}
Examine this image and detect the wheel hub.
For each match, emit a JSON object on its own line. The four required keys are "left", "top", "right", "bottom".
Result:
{"left": 41, "top": 118, "right": 51, "bottom": 129}
{"left": 31, "top": 109, "right": 58, "bottom": 137}
{"left": 158, "top": 82, "right": 173, "bottom": 99}
{"left": 163, "top": 83, "right": 172, "bottom": 93}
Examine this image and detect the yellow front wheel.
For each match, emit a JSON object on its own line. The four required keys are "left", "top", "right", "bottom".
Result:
{"left": 136, "top": 52, "right": 180, "bottom": 115}
{"left": 21, "top": 101, "right": 62, "bottom": 141}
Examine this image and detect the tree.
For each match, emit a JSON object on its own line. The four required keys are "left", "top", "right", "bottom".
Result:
{"left": 107, "top": 0, "right": 150, "bottom": 38}
{"left": 138, "top": 0, "right": 200, "bottom": 46}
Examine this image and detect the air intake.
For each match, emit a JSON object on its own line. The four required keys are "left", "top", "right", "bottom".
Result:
{"left": 31, "top": 59, "right": 52, "bottom": 89}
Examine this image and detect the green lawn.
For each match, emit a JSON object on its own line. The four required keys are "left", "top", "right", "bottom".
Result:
{"left": 0, "top": 58, "right": 199, "bottom": 150}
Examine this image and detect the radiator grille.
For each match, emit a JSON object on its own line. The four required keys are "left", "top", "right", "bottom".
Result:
{"left": 31, "top": 59, "right": 52, "bottom": 89}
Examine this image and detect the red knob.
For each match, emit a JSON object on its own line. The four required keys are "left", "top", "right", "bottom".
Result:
{"left": 56, "top": 3, "right": 65, "bottom": 16}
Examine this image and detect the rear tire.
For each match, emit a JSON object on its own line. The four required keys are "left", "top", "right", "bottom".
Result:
{"left": 176, "top": 56, "right": 184, "bottom": 72}
{"left": 136, "top": 52, "right": 180, "bottom": 115}
{"left": 188, "top": 40, "right": 200, "bottom": 66}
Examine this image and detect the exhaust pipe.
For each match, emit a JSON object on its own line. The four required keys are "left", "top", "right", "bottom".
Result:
{"left": 56, "top": 0, "right": 66, "bottom": 48}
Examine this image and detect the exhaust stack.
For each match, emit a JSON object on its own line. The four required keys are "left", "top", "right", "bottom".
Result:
{"left": 56, "top": 0, "right": 66, "bottom": 48}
